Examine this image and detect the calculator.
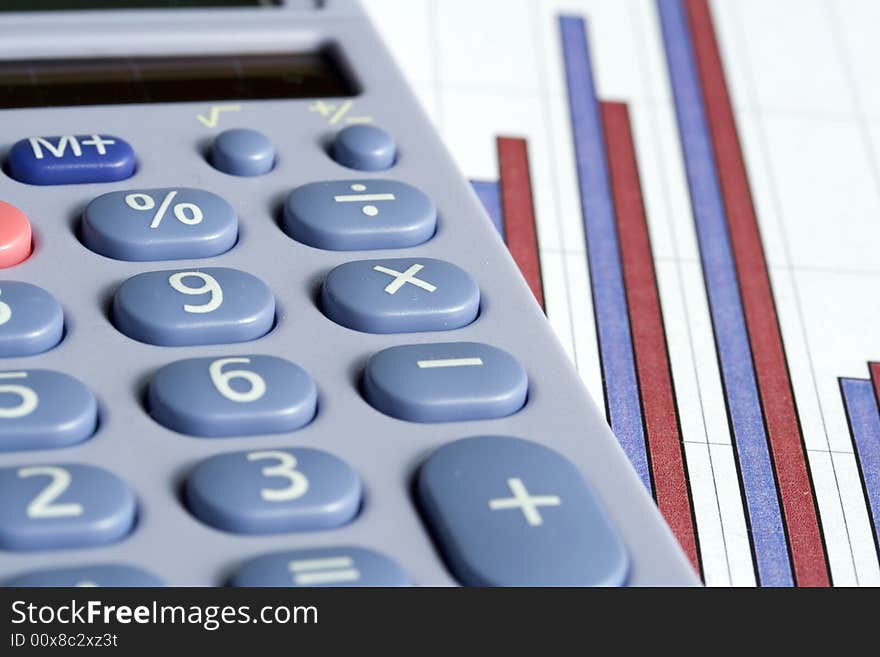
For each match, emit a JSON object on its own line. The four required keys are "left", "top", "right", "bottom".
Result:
{"left": 0, "top": 0, "right": 698, "bottom": 587}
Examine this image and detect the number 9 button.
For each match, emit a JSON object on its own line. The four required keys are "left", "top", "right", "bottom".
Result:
{"left": 0, "top": 464, "right": 136, "bottom": 551}
{"left": 149, "top": 355, "right": 317, "bottom": 437}
{"left": 112, "top": 267, "right": 274, "bottom": 346}
{"left": 185, "top": 448, "right": 361, "bottom": 534}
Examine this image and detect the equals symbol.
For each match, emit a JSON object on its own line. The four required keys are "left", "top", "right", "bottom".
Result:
{"left": 288, "top": 557, "right": 361, "bottom": 585}
{"left": 334, "top": 183, "right": 396, "bottom": 217}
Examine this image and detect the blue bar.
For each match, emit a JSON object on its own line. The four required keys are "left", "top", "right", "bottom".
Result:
{"left": 470, "top": 180, "right": 505, "bottom": 238}
{"left": 559, "top": 16, "right": 651, "bottom": 492}
{"left": 840, "top": 378, "right": 880, "bottom": 550}
{"left": 656, "top": 0, "right": 791, "bottom": 586}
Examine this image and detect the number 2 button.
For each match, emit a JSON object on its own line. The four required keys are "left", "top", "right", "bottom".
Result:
{"left": 0, "top": 464, "right": 136, "bottom": 550}
{"left": 112, "top": 267, "right": 274, "bottom": 346}
{"left": 185, "top": 448, "right": 360, "bottom": 534}
{"left": 149, "top": 356, "right": 317, "bottom": 437}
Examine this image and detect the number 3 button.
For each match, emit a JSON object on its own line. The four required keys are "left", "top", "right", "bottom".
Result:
{"left": 112, "top": 267, "right": 274, "bottom": 346}
{"left": 149, "top": 355, "right": 317, "bottom": 437}
{"left": 185, "top": 448, "right": 361, "bottom": 534}
{"left": 0, "top": 464, "right": 136, "bottom": 551}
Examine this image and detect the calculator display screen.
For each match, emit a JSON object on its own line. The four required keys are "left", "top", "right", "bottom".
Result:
{"left": 0, "top": 1, "right": 277, "bottom": 10}
{"left": 0, "top": 52, "right": 354, "bottom": 109}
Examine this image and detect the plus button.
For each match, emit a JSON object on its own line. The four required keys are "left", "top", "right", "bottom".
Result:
{"left": 488, "top": 477, "right": 561, "bottom": 527}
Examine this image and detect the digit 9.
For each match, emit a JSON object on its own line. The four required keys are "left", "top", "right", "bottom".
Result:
{"left": 168, "top": 271, "right": 224, "bottom": 314}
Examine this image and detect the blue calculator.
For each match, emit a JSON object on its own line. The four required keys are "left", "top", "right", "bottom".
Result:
{"left": 0, "top": 0, "right": 697, "bottom": 587}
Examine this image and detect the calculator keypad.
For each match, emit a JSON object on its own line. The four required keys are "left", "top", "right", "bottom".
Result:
{"left": 5, "top": 564, "right": 164, "bottom": 587}
{"left": 231, "top": 547, "right": 409, "bottom": 587}
{"left": 321, "top": 258, "right": 479, "bottom": 333}
{"left": 418, "top": 436, "right": 629, "bottom": 586}
{"left": 82, "top": 188, "right": 238, "bottom": 261}
{"left": 113, "top": 267, "right": 275, "bottom": 346}
{"left": 149, "top": 355, "right": 317, "bottom": 437}
{"left": 0, "top": 464, "right": 136, "bottom": 551}
{"left": 185, "top": 448, "right": 361, "bottom": 534}
{"left": 363, "top": 342, "right": 528, "bottom": 423}
{"left": 6, "top": 134, "right": 136, "bottom": 186}
{"left": 0, "top": 370, "right": 97, "bottom": 452}
{"left": 0, "top": 112, "right": 634, "bottom": 587}
{"left": 283, "top": 179, "right": 436, "bottom": 251}
{"left": 0, "top": 201, "right": 31, "bottom": 269}
{"left": 0, "top": 282, "right": 64, "bottom": 357}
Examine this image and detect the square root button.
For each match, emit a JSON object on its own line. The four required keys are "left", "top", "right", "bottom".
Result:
{"left": 321, "top": 258, "right": 479, "bottom": 333}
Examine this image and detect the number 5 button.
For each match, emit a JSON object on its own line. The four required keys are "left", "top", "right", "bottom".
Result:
{"left": 0, "top": 370, "right": 97, "bottom": 452}
{"left": 185, "top": 448, "right": 361, "bottom": 534}
{"left": 113, "top": 267, "right": 274, "bottom": 346}
{"left": 0, "top": 464, "right": 136, "bottom": 550}
{"left": 149, "top": 356, "right": 317, "bottom": 437}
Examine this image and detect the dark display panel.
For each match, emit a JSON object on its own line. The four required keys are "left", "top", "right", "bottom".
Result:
{"left": 0, "top": 1, "right": 278, "bottom": 10}
{"left": 0, "top": 51, "right": 354, "bottom": 108}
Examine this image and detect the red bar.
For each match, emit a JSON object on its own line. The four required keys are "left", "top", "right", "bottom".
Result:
{"left": 497, "top": 137, "right": 545, "bottom": 309}
{"left": 685, "top": 0, "right": 829, "bottom": 586}
{"left": 602, "top": 101, "right": 701, "bottom": 573}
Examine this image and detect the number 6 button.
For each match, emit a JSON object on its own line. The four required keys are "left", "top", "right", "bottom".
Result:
{"left": 149, "top": 355, "right": 317, "bottom": 437}
{"left": 0, "top": 464, "right": 136, "bottom": 550}
{"left": 185, "top": 448, "right": 361, "bottom": 534}
{"left": 113, "top": 267, "right": 274, "bottom": 346}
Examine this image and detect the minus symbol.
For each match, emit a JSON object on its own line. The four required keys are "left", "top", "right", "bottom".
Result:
{"left": 417, "top": 357, "right": 484, "bottom": 369}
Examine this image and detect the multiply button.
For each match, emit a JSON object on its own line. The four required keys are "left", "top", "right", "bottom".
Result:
{"left": 0, "top": 282, "right": 64, "bottom": 357}
{"left": 82, "top": 188, "right": 238, "bottom": 261}
{"left": 185, "top": 448, "right": 361, "bottom": 534}
{"left": 283, "top": 180, "right": 436, "bottom": 250}
{"left": 0, "top": 464, "right": 136, "bottom": 550}
{"left": 363, "top": 342, "right": 527, "bottom": 422}
{"left": 0, "top": 202, "right": 31, "bottom": 268}
{"left": 149, "top": 355, "right": 317, "bottom": 437}
{"left": 321, "top": 258, "right": 479, "bottom": 333}
{"left": 7, "top": 135, "right": 135, "bottom": 185}
{"left": 113, "top": 267, "right": 274, "bottom": 346}
{"left": 5, "top": 565, "right": 164, "bottom": 587}
{"left": 231, "top": 547, "right": 409, "bottom": 587}
{"left": 418, "top": 436, "right": 629, "bottom": 586}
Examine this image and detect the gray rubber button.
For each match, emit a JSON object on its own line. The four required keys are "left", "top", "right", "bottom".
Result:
{"left": 363, "top": 342, "right": 528, "bottom": 422}
{"left": 210, "top": 128, "right": 275, "bottom": 176}
{"left": 331, "top": 124, "right": 396, "bottom": 171}
{"left": 321, "top": 258, "right": 479, "bottom": 333}
{"left": 283, "top": 179, "right": 436, "bottom": 250}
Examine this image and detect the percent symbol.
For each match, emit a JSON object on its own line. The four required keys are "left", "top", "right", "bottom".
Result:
{"left": 124, "top": 190, "right": 204, "bottom": 229}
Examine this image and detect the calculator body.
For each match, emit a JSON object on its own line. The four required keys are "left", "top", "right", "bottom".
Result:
{"left": 0, "top": 0, "right": 698, "bottom": 586}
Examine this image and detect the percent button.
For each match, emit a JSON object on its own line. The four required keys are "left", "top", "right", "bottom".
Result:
{"left": 82, "top": 187, "right": 238, "bottom": 261}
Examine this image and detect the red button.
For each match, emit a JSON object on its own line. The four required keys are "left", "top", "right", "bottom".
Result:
{"left": 0, "top": 201, "right": 32, "bottom": 268}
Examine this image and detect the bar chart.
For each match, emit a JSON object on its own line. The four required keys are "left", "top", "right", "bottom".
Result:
{"left": 366, "top": 0, "right": 880, "bottom": 586}
{"left": 840, "top": 371, "right": 880, "bottom": 556}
